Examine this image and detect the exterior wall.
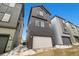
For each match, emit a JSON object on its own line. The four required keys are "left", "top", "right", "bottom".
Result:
{"left": 28, "top": 17, "right": 52, "bottom": 37}
{"left": 0, "top": 3, "right": 23, "bottom": 28}
{"left": 31, "top": 7, "right": 50, "bottom": 20}
{"left": 51, "top": 17, "right": 63, "bottom": 45}
{"left": 0, "top": 27, "right": 16, "bottom": 51}
{"left": 12, "top": 7, "right": 24, "bottom": 48}
{"left": 0, "top": 3, "right": 24, "bottom": 52}
{"left": 51, "top": 16, "right": 71, "bottom": 45}
{"left": 27, "top": 6, "right": 53, "bottom": 49}
{"left": 66, "top": 22, "right": 79, "bottom": 45}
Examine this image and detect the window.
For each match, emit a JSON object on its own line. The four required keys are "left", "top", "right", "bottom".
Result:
{"left": 39, "top": 11, "right": 43, "bottom": 16}
{"left": 62, "top": 27, "right": 69, "bottom": 34}
{"left": 71, "top": 25, "right": 75, "bottom": 29}
{"left": 36, "top": 11, "right": 43, "bottom": 16}
{"left": 35, "top": 20, "right": 40, "bottom": 27}
{"left": 2, "top": 13, "right": 11, "bottom": 22}
{"left": 62, "top": 20, "right": 65, "bottom": 24}
{"left": 41, "top": 21, "right": 44, "bottom": 27}
{"left": 35, "top": 20, "right": 45, "bottom": 28}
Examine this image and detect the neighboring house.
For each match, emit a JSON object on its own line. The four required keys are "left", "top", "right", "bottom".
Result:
{"left": 77, "top": 27, "right": 79, "bottom": 35}
{"left": 0, "top": 3, "right": 24, "bottom": 54}
{"left": 26, "top": 5, "right": 53, "bottom": 49}
{"left": 51, "top": 16, "right": 72, "bottom": 47}
{"left": 66, "top": 22, "right": 79, "bottom": 45}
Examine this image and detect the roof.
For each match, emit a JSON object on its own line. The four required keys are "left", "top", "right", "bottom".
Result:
{"left": 31, "top": 5, "right": 51, "bottom": 15}
{"left": 51, "top": 15, "right": 79, "bottom": 28}
{"left": 67, "top": 21, "right": 79, "bottom": 27}
{"left": 50, "top": 15, "right": 66, "bottom": 21}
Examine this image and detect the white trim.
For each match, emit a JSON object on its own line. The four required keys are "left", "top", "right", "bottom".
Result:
{"left": 2, "top": 13, "right": 11, "bottom": 22}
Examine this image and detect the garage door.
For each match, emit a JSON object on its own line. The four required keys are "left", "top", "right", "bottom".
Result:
{"left": 74, "top": 36, "right": 79, "bottom": 43}
{"left": 33, "top": 36, "right": 52, "bottom": 49}
{"left": 62, "top": 36, "right": 71, "bottom": 45}
{"left": 0, "top": 35, "right": 9, "bottom": 54}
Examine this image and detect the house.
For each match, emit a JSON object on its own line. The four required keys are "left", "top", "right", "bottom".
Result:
{"left": 0, "top": 3, "right": 24, "bottom": 54}
{"left": 26, "top": 5, "right": 53, "bottom": 49}
{"left": 66, "top": 22, "right": 79, "bottom": 45}
{"left": 51, "top": 16, "right": 72, "bottom": 47}
{"left": 77, "top": 27, "right": 79, "bottom": 35}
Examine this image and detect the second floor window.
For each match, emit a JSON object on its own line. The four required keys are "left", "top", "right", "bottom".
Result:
{"left": 35, "top": 20, "right": 44, "bottom": 28}
{"left": 35, "top": 20, "right": 40, "bottom": 27}
{"left": 41, "top": 21, "right": 44, "bottom": 27}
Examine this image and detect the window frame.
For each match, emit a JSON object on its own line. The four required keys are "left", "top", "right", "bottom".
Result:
{"left": 35, "top": 20, "right": 45, "bottom": 28}
{"left": 36, "top": 11, "right": 43, "bottom": 17}
{"left": 1, "top": 13, "right": 11, "bottom": 22}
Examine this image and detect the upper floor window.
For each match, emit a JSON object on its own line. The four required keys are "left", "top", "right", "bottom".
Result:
{"left": 39, "top": 11, "right": 43, "bottom": 16}
{"left": 62, "top": 27, "right": 69, "bottom": 34}
{"left": 36, "top": 11, "right": 43, "bottom": 17}
{"left": 71, "top": 25, "right": 75, "bottom": 29}
{"left": 35, "top": 20, "right": 44, "bottom": 28}
{"left": 35, "top": 20, "right": 40, "bottom": 27}
{"left": 41, "top": 21, "right": 44, "bottom": 27}
{"left": 2, "top": 13, "right": 11, "bottom": 22}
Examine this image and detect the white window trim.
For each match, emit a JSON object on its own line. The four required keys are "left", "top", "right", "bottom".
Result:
{"left": 41, "top": 21, "right": 44, "bottom": 27}
{"left": 35, "top": 20, "right": 40, "bottom": 27}
{"left": 2, "top": 13, "right": 11, "bottom": 22}
{"left": 39, "top": 11, "right": 43, "bottom": 16}
{"left": 37, "top": 11, "right": 43, "bottom": 16}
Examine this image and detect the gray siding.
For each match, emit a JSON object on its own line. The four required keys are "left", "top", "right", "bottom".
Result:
{"left": 28, "top": 17, "right": 52, "bottom": 36}
{"left": 31, "top": 7, "right": 50, "bottom": 20}
{"left": 0, "top": 4, "right": 22, "bottom": 28}
{"left": 27, "top": 6, "right": 53, "bottom": 48}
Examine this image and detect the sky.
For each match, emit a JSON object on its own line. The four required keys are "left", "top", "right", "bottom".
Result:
{"left": 22, "top": 3, "right": 79, "bottom": 41}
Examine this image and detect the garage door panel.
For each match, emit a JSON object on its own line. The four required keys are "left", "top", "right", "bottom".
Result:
{"left": 62, "top": 36, "right": 71, "bottom": 45}
{"left": 33, "top": 36, "right": 52, "bottom": 49}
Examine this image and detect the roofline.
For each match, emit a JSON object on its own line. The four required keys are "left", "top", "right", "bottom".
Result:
{"left": 51, "top": 15, "right": 79, "bottom": 28}
{"left": 50, "top": 15, "right": 66, "bottom": 21}
{"left": 31, "top": 5, "right": 51, "bottom": 15}
{"left": 67, "top": 21, "right": 79, "bottom": 27}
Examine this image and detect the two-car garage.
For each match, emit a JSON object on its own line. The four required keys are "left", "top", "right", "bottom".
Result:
{"left": 33, "top": 36, "right": 53, "bottom": 49}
